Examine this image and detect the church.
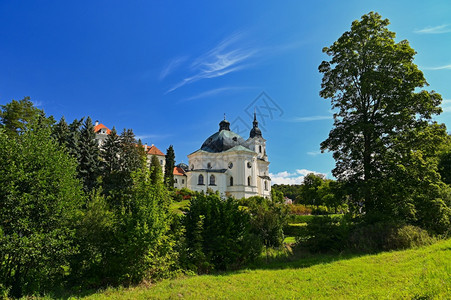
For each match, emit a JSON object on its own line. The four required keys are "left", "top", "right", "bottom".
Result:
{"left": 93, "top": 113, "right": 271, "bottom": 199}
{"left": 183, "top": 113, "right": 271, "bottom": 199}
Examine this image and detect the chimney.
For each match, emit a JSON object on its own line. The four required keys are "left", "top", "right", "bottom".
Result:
{"left": 144, "top": 143, "right": 148, "bottom": 152}
{"left": 95, "top": 120, "right": 99, "bottom": 126}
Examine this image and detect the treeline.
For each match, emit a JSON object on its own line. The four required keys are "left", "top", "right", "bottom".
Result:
{"left": 0, "top": 98, "right": 287, "bottom": 298}
{"left": 273, "top": 173, "right": 346, "bottom": 213}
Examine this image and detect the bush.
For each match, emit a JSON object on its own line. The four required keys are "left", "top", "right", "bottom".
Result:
{"left": 300, "top": 215, "right": 350, "bottom": 253}
{"left": 183, "top": 194, "right": 262, "bottom": 273}
{"left": 288, "top": 204, "right": 312, "bottom": 215}
{"left": 348, "top": 222, "right": 435, "bottom": 252}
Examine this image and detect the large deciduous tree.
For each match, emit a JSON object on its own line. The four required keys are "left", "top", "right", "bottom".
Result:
{"left": 319, "top": 12, "right": 447, "bottom": 224}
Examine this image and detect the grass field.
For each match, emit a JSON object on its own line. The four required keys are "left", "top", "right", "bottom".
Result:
{"left": 77, "top": 238, "right": 451, "bottom": 299}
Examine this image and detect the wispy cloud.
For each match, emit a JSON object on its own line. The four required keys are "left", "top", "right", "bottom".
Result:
{"left": 32, "top": 100, "right": 43, "bottom": 107}
{"left": 269, "top": 169, "right": 326, "bottom": 185}
{"left": 160, "top": 57, "right": 188, "bottom": 80}
{"left": 415, "top": 25, "right": 451, "bottom": 34}
{"left": 135, "top": 133, "right": 172, "bottom": 141}
{"left": 290, "top": 115, "right": 333, "bottom": 122}
{"left": 442, "top": 99, "right": 451, "bottom": 113}
{"left": 181, "top": 86, "right": 255, "bottom": 102}
{"left": 307, "top": 150, "right": 322, "bottom": 156}
{"left": 423, "top": 64, "right": 451, "bottom": 71}
{"left": 166, "top": 32, "right": 257, "bottom": 93}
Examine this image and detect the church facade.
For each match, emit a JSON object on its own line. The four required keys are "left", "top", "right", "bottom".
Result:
{"left": 184, "top": 114, "right": 271, "bottom": 199}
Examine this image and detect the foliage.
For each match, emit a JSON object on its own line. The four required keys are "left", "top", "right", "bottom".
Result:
{"left": 0, "top": 124, "right": 84, "bottom": 297}
{"left": 149, "top": 154, "right": 163, "bottom": 185}
{"left": 183, "top": 194, "right": 262, "bottom": 273}
{"left": 77, "top": 116, "right": 102, "bottom": 193}
{"left": 288, "top": 204, "right": 312, "bottom": 215}
{"left": 300, "top": 215, "right": 350, "bottom": 253}
{"left": 164, "top": 145, "right": 176, "bottom": 188}
{"left": 243, "top": 196, "right": 289, "bottom": 249}
{"left": 348, "top": 222, "right": 436, "bottom": 252}
{"left": 0, "top": 96, "right": 54, "bottom": 136}
{"left": 319, "top": 12, "right": 449, "bottom": 228}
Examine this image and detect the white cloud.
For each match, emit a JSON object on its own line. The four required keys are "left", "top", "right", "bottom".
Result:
{"left": 269, "top": 169, "right": 326, "bottom": 185}
{"left": 160, "top": 56, "right": 188, "bottom": 80}
{"left": 442, "top": 99, "right": 451, "bottom": 113}
{"left": 166, "top": 32, "right": 257, "bottom": 93}
{"left": 423, "top": 64, "right": 451, "bottom": 71}
{"left": 307, "top": 151, "right": 322, "bottom": 156}
{"left": 415, "top": 25, "right": 451, "bottom": 34}
{"left": 181, "top": 86, "right": 255, "bottom": 102}
{"left": 290, "top": 115, "right": 333, "bottom": 122}
{"left": 135, "top": 133, "right": 172, "bottom": 141}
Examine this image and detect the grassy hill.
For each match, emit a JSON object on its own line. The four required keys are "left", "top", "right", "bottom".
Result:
{"left": 78, "top": 239, "right": 450, "bottom": 299}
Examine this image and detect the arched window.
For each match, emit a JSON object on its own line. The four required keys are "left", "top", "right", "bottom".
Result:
{"left": 248, "top": 176, "right": 251, "bottom": 186}
{"left": 210, "top": 175, "right": 216, "bottom": 185}
{"left": 175, "top": 178, "right": 178, "bottom": 183}
{"left": 230, "top": 176, "right": 234, "bottom": 186}
{"left": 264, "top": 180, "right": 268, "bottom": 191}
{"left": 198, "top": 174, "right": 204, "bottom": 185}
{"left": 259, "top": 145, "right": 262, "bottom": 153}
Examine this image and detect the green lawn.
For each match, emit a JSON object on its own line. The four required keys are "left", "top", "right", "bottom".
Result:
{"left": 80, "top": 238, "right": 451, "bottom": 299}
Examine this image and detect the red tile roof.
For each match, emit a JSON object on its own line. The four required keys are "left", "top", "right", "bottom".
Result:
{"left": 173, "top": 166, "right": 186, "bottom": 176}
{"left": 147, "top": 145, "right": 165, "bottom": 156}
{"left": 94, "top": 123, "right": 111, "bottom": 134}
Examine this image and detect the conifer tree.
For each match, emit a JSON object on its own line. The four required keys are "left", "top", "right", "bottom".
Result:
{"left": 101, "top": 126, "right": 121, "bottom": 173}
{"left": 78, "top": 116, "right": 102, "bottom": 193}
{"left": 164, "top": 145, "right": 176, "bottom": 188}
{"left": 52, "top": 116, "right": 70, "bottom": 147}
{"left": 120, "top": 128, "right": 142, "bottom": 173}
{"left": 150, "top": 154, "right": 163, "bottom": 184}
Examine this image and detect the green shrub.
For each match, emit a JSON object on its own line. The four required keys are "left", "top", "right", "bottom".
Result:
{"left": 348, "top": 222, "right": 435, "bottom": 252}
{"left": 183, "top": 194, "right": 262, "bottom": 273}
{"left": 300, "top": 215, "right": 350, "bottom": 253}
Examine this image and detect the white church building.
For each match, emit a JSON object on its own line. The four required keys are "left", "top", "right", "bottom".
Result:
{"left": 184, "top": 114, "right": 271, "bottom": 199}
{"left": 93, "top": 114, "right": 271, "bottom": 199}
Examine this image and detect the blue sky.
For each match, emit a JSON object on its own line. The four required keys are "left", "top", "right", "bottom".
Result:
{"left": 1, "top": 0, "right": 450, "bottom": 184}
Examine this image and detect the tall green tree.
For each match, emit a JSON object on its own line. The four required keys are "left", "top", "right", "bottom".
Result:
{"left": 0, "top": 97, "right": 53, "bottom": 136}
{"left": 0, "top": 123, "right": 84, "bottom": 297}
{"left": 52, "top": 116, "right": 71, "bottom": 147}
{"left": 101, "top": 126, "right": 121, "bottom": 173}
{"left": 78, "top": 117, "right": 102, "bottom": 193}
{"left": 318, "top": 12, "right": 444, "bottom": 221}
{"left": 164, "top": 145, "right": 176, "bottom": 188}
{"left": 149, "top": 154, "right": 163, "bottom": 185}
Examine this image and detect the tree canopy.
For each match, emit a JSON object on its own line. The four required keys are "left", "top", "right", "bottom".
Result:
{"left": 319, "top": 12, "right": 448, "bottom": 226}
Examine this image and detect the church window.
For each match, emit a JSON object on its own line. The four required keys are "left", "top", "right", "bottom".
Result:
{"left": 247, "top": 162, "right": 252, "bottom": 168}
{"left": 175, "top": 178, "right": 178, "bottom": 183}
{"left": 259, "top": 145, "right": 262, "bottom": 153}
{"left": 228, "top": 162, "right": 233, "bottom": 169}
{"left": 198, "top": 174, "right": 204, "bottom": 185}
{"left": 160, "top": 160, "right": 163, "bottom": 165}
{"left": 191, "top": 164, "right": 194, "bottom": 170}
{"left": 230, "top": 176, "right": 234, "bottom": 186}
{"left": 264, "top": 181, "right": 268, "bottom": 191}
{"left": 210, "top": 175, "right": 216, "bottom": 185}
{"left": 182, "top": 179, "right": 185, "bottom": 184}
{"left": 207, "top": 162, "right": 212, "bottom": 169}
{"left": 248, "top": 176, "right": 251, "bottom": 186}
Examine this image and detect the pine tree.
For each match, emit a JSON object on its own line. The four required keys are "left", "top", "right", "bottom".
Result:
{"left": 52, "top": 116, "right": 70, "bottom": 147}
{"left": 120, "top": 128, "right": 142, "bottom": 173}
{"left": 164, "top": 145, "right": 176, "bottom": 188}
{"left": 149, "top": 154, "right": 162, "bottom": 185}
{"left": 101, "top": 126, "right": 121, "bottom": 173}
{"left": 78, "top": 116, "right": 101, "bottom": 193}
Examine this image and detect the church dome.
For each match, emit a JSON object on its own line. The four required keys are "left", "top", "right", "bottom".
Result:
{"left": 201, "top": 118, "right": 247, "bottom": 153}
